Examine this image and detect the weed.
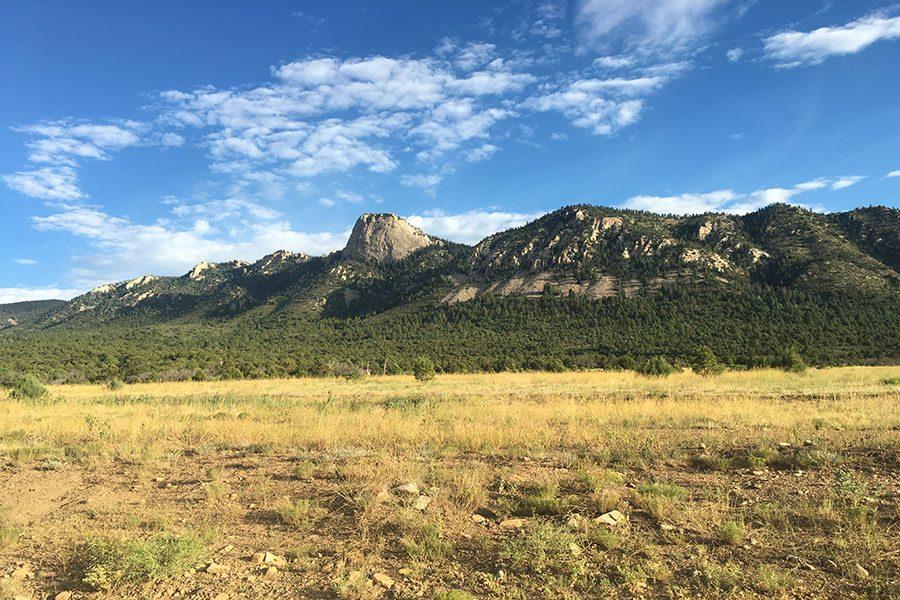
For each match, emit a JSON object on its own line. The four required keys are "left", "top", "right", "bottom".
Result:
{"left": 634, "top": 482, "right": 686, "bottom": 520}
{"left": 10, "top": 374, "right": 47, "bottom": 400}
{"left": 511, "top": 481, "right": 565, "bottom": 516}
{"left": 75, "top": 534, "right": 204, "bottom": 591}
{"left": 399, "top": 514, "right": 454, "bottom": 562}
{"left": 277, "top": 498, "right": 322, "bottom": 530}
{"left": 689, "top": 454, "right": 732, "bottom": 471}
{"left": 753, "top": 564, "right": 794, "bottom": 594}
{"left": 717, "top": 520, "right": 746, "bottom": 545}
{"left": 106, "top": 378, "right": 125, "bottom": 391}
{"left": 293, "top": 460, "right": 316, "bottom": 479}
{"left": 500, "top": 522, "right": 586, "bottom": 581}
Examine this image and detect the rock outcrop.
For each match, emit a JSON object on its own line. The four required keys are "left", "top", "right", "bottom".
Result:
{"left": 342, "top": 213, "right": 436, "bottom": 263}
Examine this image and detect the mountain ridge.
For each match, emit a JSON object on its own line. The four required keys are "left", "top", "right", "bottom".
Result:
{"left": 2, "top": 203, "right": 898, "bottom": 330}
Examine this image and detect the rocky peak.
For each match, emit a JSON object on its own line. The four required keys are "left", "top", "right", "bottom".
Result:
{"left": 342, "top": 213, "right": 436, "bottom": 263}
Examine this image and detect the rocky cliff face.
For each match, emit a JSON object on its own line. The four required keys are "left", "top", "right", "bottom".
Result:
{"left": 342, "top": 213, "right": 437, "bottom": 263}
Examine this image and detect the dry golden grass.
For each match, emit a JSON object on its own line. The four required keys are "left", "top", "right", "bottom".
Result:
{"left": 0, "top": 368, "right": 897, "bottom": 599}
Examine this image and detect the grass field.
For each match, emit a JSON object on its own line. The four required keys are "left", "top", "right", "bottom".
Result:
{"left": 1, "top": 368, "right": 898, "bottom": 598}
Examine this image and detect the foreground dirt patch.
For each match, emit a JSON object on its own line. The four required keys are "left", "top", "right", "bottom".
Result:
{"left": 0, "top": 441, "right": 897, "bottom": 599}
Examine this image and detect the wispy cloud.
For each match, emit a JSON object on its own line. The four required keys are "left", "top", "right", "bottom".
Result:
{"left": 406, "top": 209, "right": 544, "bottom": 244}
{"left": 575, "top": 0, "right": 728, "bottom": 56}
{"left": 886, "top": 169, "right": 900, "bottom": 178}
{"left": 0, "top": 287, "right": 83, "bottom": 304}
{"left": 763, "top": 12, "right": 900, "bottom": 68}
{"left": 13, "top": 258, "right": 38, "bottom": 265}
{"left": 3, "top": 120, "right": 142, "bottom": 200}
{"left": 622, "top": 175, "right": 859, "bottom": 214}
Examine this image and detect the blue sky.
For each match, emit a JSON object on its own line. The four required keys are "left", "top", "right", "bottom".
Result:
{"left": 2, "top": 0, "right": 899, "bottom": 302}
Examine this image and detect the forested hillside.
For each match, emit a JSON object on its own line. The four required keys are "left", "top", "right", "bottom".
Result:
{"left": 1, "top": 203, "right": 898, "bottom": 383}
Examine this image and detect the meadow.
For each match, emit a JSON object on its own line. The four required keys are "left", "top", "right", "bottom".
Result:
{"left": 1, "top": 368, "right": 898, "bottom": 599}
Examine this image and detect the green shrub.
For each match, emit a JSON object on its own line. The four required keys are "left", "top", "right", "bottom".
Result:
{"left": 500, "top": 522, "right": 586, "bottom": 579}
{"left": 412, "top": 356, "right": 436, "bottom": 382}
{"left": 689, "top": 345, "right": 725, "bottom": 376}
{"left": 10, "top": 374, "right": 47, "bottom": 400}
{"left": 276, "top": 498, "right": 321, "bottom": 530}
{"left": 76, "top": 534, "right": 204, "bottom": 591}
{"left": 778, "top": 348, "right": 807, "bottom": 373}
{"left": 636, "top": 356, "right": 677, "bottom": 377}
{"left": 106, "top": 378, "right": 125, "bottom": 391}
{"left": 717, "top": 520, "right": 746, "bottom": 545}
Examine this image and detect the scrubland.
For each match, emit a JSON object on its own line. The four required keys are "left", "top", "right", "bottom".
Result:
{"left": 1, "top": 368, "right": 898, "bottom": 599}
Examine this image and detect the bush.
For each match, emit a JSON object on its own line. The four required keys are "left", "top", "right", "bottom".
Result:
{"left": 329, "top": 362, "right": 366, "bottom": 380}
{"left": 778, "top": 348, "right": 807, "bottom": 373}
{"left": 636, "top": 356, "right": 678, "bottom": 377}
{"left": 412, "top": 356, "right": 436, "bottom": 382}
{"left": 106, "top": 378, "right": 125, "bottom": 391}
{"left": 76, "top": 534, "right": 204, "bottom": 591}
{"left": 10, "top": 374, "right": 47, "bottom": 399}
{"left": 689, "top": 345, "right": 725, "bottom": 376}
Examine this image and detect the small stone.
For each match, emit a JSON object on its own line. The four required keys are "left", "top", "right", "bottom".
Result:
{"left": 595, "top": 510, "right": 625, "bottom": 527}
{"left": 803, "top": 439, "right": 814, "bottom": 447}
{"left": 471, "top": 513, "right": 488, "bottom": 524}
{"left": 55, "top": 593, "right": 73, "bottom": 600}
{"left": 393, "top": 482, "right": 420, "bottom": 496}
{"left": 218, "top": 544, "right": 234, "bottom": 554}
{"left": 398, "top": 568, "right": 414, "bottom": 577}
{"left": 265, "top": 566, "right": 279, "bottom": 577}
{"left": 568, "top": 542, "right": 582, "bottom": 556}
{"left": 499, "top": 518, "right": 528, "bottom": 529}
{"left": 659, "top": 523, "right": 676, "bottom": 532}
{"left": 854, "top": 564, "right": 869, "bottom": 579}
{"left": 10, "top": 564, "right": 34, "bottom": 580}
{"left": 373, "top": 573, "right": 395, "bottom": 588}
{"left": 566, "top": 515, "right": 582, "bottom": 529}
{"left": 263, "top": 552, "right": 287, "bottom": 567}
{"left": 251, "top": 552, "right": 266, "bottom": 564}
{"left": 413, "top": 495, "right": 432, "bottom": 510}
{"left": 213, "top": 594, "right": 230, "bottom": 600}
{"left": 777, "top": 442, "right": 791, "bottom": 448}
{"left": 205, "top": 562, "right": 230, "bottom": 575}
{"left": 752, "top": 470, "right": 765, "bottom": 476}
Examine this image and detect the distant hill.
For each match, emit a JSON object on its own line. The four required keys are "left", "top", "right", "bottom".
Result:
{"left": 1, "top": 204, "right": 898, "bottom": 382}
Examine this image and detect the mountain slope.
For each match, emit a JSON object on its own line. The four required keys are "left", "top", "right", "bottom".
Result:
{"left": 3, "top": 203, "right": 898, "bottom": 331}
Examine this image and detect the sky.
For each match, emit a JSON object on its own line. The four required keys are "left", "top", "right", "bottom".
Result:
{"left": 1, "top": 0, "right": 899, "bottom": 303}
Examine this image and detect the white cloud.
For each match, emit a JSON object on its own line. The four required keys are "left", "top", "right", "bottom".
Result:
{"left": 318, "top": 198, "right": 336, "bottom": 208}
{"left": 0, "top": 287, "right": 83, "bottom": 304}
{"left": 13, "top": 258, "right": 37, "bottom": 265}
{"left": 335, "top": 191, "right": 364, "bottom": 204}
{"left": 622, "top": 176, "right": 858, "bottom": 214}
{"left": 887, "top": 170, "right": 900, "bottom": 178}
{"left": 406, "top": 209, "right": 544, "bottom": 245}
{"left": 2, "top": 166, "right": 83, "bottom": 200}
{"left": 794, "top": 178, "right": 829, "bottom": 191}
{"left": 4, "top": 120, "right": 142, "bottom": 200}
{"left": 726, "top": 47, "right": 743, "bottom": 62}
{"left": 160, "top": 132, "right": 185, "bottom": 147}
{"left": 763, "top": 13, "right": 900, "bottom": 68}
{"left": 831, "top": 175, "right": 865, "bottom": 190}
{"left": 160, "top": 53, "right": 535, "bottom": 185}
{"left": 400, "top": 174, "right": 442, "bottom": 192}
{"left": 466, "top": 143, "right": 499, "bottom": 163}
{"left": 31, "top": 202, "right": 349, "bottom": 286}
{"left": 576, "top": 0, "right": 727, "bottom": 56}
{"left": 594, "top": 55, "right": 636, "bottom": 69}
{"left": 527, "top": 76, "right": 661, "bottom": 135}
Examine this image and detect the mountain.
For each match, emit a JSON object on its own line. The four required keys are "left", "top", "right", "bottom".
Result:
{"left": 1, "top": 204, "right": 898, "bottom": 382}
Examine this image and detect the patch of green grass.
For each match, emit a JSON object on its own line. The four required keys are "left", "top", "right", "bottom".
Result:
{"left": 399, "top": 517, "right": 454, "bottom": 562}
{"left": 276, "top": 498, "right": 321, "bottom": 530}
{"left": 717, "top": 520, "right": 746, "bottom": 545}
{"left": 293, "top": 460, "right": 316, "bottom": 479}
{"left": 753, "top": 564, "right": 794, "bottom": 594}
{"left": 699, "top": 559, "right": 742, "bottom": 592}
{"left": 433, "top": 591, "right": 476, "bottom": 600}
{"left": 511, "top": 481, "right": 566, "bottom": 516}
{"left": 689, "top": 455, "right": 732, "bottom": 471}
{"left": 0, "top": 515, "right": 20, "bottom": 548}
{"left": 582, "top": 524, "right": 619, "bottom": 550}
{"left": 500, "top": 522, "right": 586, "bottom": 580}
{"left": 634, "top": 482, "right": 687, "bottom": 520}
{"left": 76, "top": 534, "right": 205, "bottom": 591}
